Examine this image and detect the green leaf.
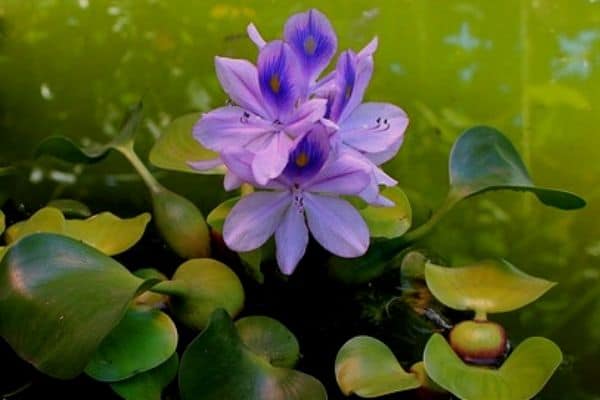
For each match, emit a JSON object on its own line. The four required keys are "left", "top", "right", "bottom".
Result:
{"left": 360, "top": 187, "right": 412, "bottom": 239}
{"left": 449, "top": 126, "right": 585, "bottom": 210}
{"left": 85, "top": 307, "right": 178, "bottom": 382}
{"left": 110, "top": 353, "right": 179, "bottom": 400}
{"left": 35, "top": 102, "right": 143, "bottom": 164}
{"left": 335, "top": 336, "right": 421, "bottom": 398}
{"left": 153, "top": 258, "right": 244, "bottom": 330}
{"left": 206, "top": 197, "right": 240, "bottom": 234}
{"left": 424, "top": 334, "right": 562, "bottom": 400}
{"left": 64, "top": 212, "right": 151, "bottom": 256}
{"left": 235, "top": 316, "right": 300, "bottom": 368}
{"left": 239, "top": 248, "right": 264, "bottom": 284}
{"left": 47, "top": 199, "right": 92, "bottom": 218}
{"left": 149, "top": 113, "right": 224, "bottom": 174}
{"left": 0, "top": 234, "right": 157, "bottom": 379}
{"left": 179, "top": 309, "right": 327, "bottom": 400}
{"left": 425, "top": 260, "right": 555, "bottom": 314}
{"left": 0, "top": 209, "right": 5, "bottom": 235}
{"left": 6, "top": 208, "right": 151, "bottom": 256}
{"left": 132, "top": 269, "right": 169, "bottom": 308}
{"left": 528, "top": 83, "right": 591, "bottom": 110}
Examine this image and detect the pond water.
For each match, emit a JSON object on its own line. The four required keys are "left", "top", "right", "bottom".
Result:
{"left": 0, "top": 0, "right": 599, "bottom": 399}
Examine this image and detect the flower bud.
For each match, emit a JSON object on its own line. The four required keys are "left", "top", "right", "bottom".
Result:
{"left": 449, "top": 320, "right": 507, "bottom": 365}
{"left": 151, "top": 187, "right": 210, "bottom": 259}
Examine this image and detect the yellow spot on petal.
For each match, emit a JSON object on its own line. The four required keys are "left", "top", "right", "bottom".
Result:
{"left": 295, "top": 152, "right": 309, "bottom": 167}
{"left": 269, "top": 74, "right": 281, "bottom": 93}
{"left": 304, "top": 36, "right": 317, "bottom": 55}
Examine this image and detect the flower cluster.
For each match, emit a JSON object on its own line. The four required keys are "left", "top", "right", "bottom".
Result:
{"left": 192, "top": 9, "right": 408, "bottom": 274}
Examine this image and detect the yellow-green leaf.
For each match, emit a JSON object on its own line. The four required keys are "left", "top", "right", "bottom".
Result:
{"left": 149, "top": 113, "right": 224, "bottom": 174}
{"left": 424, "top": 334, "right": 562, "bottom": 400}
{"left": 0, "top": 209, "right": 5, "bottom": 235}
{"left": 64, "top": 212, "right": 151, "bottom": 256}
{"left": 335, "top": 336, "right": 421, "bottom": 398}
{"left": 425, "top": 260, "right": 555, "bottom": 314}
{"left": 5, "top": 207, "right": 66, "bottom": 244}
{"left": 360, "top": 187, "right": 412, "bottom": 239}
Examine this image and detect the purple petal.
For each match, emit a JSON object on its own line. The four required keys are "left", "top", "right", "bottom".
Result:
{"left": 284, "top": 9, "right": 337, "bottom": 83}
{"left": 214, "top": 57, "right": 268, "bottom": 118}
{"left": 187, "top": 157, "right": 223, "bottom": 171}
{"left": 303, "top": 151, "right": 370, "bottom": 195}
{"left": 304, "top": 193, "right": 369, "bottom": 257}
{"left": 357, "top": 37, "right": 378, "bottom": 59}
{"left": 373, "top": 166, "right": 397, "bottom": 186}
{"left": 224, "top": 170, "right": 243, "bottom": 191}
{"left": 284, "top": 98, "right": 327, "bottom": 137}
{"left": 251, "top": 132, "right": 294, "bottom": 185}
{"left": 257, "top": 41, "right": 301, "bottom": 120}
{"left": 367, "top": 135, "right": 406, "bottom": 165}
{"left": 339, "top": 102, "right": 409, "bottom": 154}
{"left": 222, "top": 149, "right": 288, "bottom": 189}
{"left": 283, "top": 128, "right": 330, "bottom": 183}
{"left": 223, "top": 191, "right": 291, "bottom": 252}
{"left": 275, "top": 203, "right": 309, "bottom": 275}
{"left": 193, "top": 106, "right": 274, "bottom": 152}
{"left": 247, "top": 23, "right": 266, "bottom": 48}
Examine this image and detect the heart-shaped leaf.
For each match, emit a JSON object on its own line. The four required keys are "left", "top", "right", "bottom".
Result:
{"left": 235, "top": 316, "right": 300, "bottom": 368}
{"left": 35, "top": 102, "right": 143, "bottom": 164}
{"left": 149, "top": 113, "right": 224, "bottom": 174}
{"left": 335, "top": 336, "right": 421, "bottom": 398}
{"left": 449, "top": 126, "right": 585, "bottom": 210}
{"left": 64, "top": 212, "right": 151, "bottom": 255}
{"left": 152, "top": 259, "right": 244, "bottom": 330}
{"left": 425, "top": 260, "right": 555, "bottom": 314}
{"left": 85, "top": 307, "right": 178, "bottom": 382}
{"left": 360, "top": 187, "right": 412, "bottom": 239}
{"left": 110, "top": 353, "right": 179, "bottom": 400}
{"left": 47, "top": 199, "right": 92, "bottom": 218}
{"left": 179, "top": 309, "right": 327, "bottom": 400}
{"left": 0, "top": 233, "right": 157, "bottom": 379}
{"left": 5, "top": 207, "right": 150, "bottom": 256}
{"left": 424, "top": 334, "right": 562, "bottom": 400}
{"left": 206, "top": 197, "right": 240, "bottom": 234}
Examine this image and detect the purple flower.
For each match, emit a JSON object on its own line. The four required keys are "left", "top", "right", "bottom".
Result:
{"left": 221, "top": 129, "right": 371, "bottom": 274}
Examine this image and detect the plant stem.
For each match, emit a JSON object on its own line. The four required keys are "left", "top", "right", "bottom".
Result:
{"left": 401, "top": 194, "right": 459, "bottom": 244}
{"left": 114, "top": 142, "right": 162, "bottom": 195}
{"left": 150, "top": 280, "right": 188, "bottom": 297}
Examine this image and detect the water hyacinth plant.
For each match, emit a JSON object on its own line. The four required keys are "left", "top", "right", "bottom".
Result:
{"left": 192, "top": 9, "right": 408, "bottom": 274}
{"left": 0, "top": 6, "right": 591, "bottom": 400}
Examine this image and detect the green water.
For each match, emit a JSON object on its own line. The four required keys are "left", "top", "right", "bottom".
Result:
{"left": 0, "top": 0, "right": 599, "bottom": 398}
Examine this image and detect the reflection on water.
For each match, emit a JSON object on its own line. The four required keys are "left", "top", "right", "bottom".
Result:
{"left": 0, "top": 0, "right": 599, "bottom": 398}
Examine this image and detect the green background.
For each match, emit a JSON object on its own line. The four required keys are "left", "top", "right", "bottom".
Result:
{"left": 0, "top": 0, "right": 598, "bottom": 398}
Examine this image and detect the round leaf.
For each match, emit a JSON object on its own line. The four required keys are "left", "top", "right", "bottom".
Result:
{"left": 179, "top": 309, "right": 327, "bottom": 400}
{"left": 335, "top": 336, "right": 420, "bottom": 398}
{"left": 360, "top": 187, "right": 412, "bottom": 239}
{"left": 64, "top": 212, "right": 151, "bottom": 255}
{"left": 156, "top": 258, "right": 244, "bottom": 330}
{"left": 110, "top": 353, "right": 179, "bottom": 400}
{"left": 424, "top": 334, "right": 562, "bottom": 400}
{"left": 449, "top": 126, "right": 585, "bottom": 210}
{"left": 235, "top": 316, "right": 300, "bottom": 368}
{"left": 425, "top": 260, "right": 555, "bottom": 314}
{"left": 149, "top": 113, "right": 224, "bottom": 174}
{"left": 0, "top": 234, "right": 156, "bottom": 379}
{"left": 47, "top": 199, "right": 92, "bottom": 218}
{"left": 85, "top": 307, "right": 178, "bottom": 382}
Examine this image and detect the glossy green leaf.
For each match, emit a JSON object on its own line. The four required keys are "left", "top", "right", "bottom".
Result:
{"left": 34, "top": 102, "right": 143, "bottom": 164}
{"left": 133, "top": 269, "right": 169, "bottom": 308}
{"left": 424, "top": 334, "right": 562, "bottom": 400}
{"left": 110, "top": 353, "right": 179, "bottom": 400}
{"left": 0, "top": 209, "right": 5, "bottom": 235}
{"left": 335, "top": 336, "right": 420, "bottom": 398}
{"left": 360, "top": 187, "right": 412, "bottom": 239}
{"left": 425, "top": 260, "right": 555, "bottom": 314}
{"left": 236, "top": 316, "right": 300, "bottom": 368}
{"left": 0, "top": 234, "right": 156, "bottom": 379}
{"left": 6, "top": 208, "right": 150, "bottom": 256}
{"left": 64, "top": 212, "right": 151, "bottom": 255}
{"left": 149, "top": 113, "right": 224, "bottom": 174}
{"left": 449, "top": 126, "right": 585, "bottom": 210}
{"left": 179, "top": 309, "right": 327, "bottom": 400}
{"left": 47, "top": 199, "right": 92, "bottom": 218}
{"left": 206, "top": 197, "right": 240, "bottom": 233}
{"left": 85, "top": 307, "right": 178, "bottom": 382}
{"left": 153, "top": 258, "right": 244, "bottom": 330}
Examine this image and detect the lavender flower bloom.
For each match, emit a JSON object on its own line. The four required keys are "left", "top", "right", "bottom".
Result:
{"left": 222, "top": 128, "right": 371, "bottom": 275}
